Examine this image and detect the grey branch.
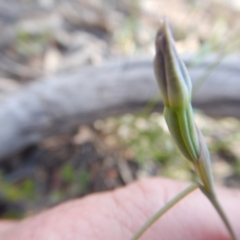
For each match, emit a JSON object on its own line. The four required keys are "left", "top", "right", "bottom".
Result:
{"left": 0, "top": 55, "right": 240, "bottom": 160}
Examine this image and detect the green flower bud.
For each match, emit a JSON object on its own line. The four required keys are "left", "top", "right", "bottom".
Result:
{"left": 154, "top": 19, "right": 192, "bottom": 110}
{"left": 154, "top": 19, "right": 200, "bottom": 163}
{"left": 154, "top": 19, "right": 214, "bottom": 193}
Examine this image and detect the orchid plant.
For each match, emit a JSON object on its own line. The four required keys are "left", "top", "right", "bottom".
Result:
{"left": 131, "top": 19, "right": 238, "bottom": 240}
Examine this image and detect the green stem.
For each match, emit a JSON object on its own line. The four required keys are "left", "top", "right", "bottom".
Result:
{"left": 202, "top": 191, "right": 238, "bottom": 240}
{"left": 131, "top": 183, "right": 199, "bottom": 240}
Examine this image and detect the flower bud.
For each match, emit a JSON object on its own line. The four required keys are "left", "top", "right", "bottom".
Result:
{"left": 154, "top": 19, "right": 214, "bottom": 193}
{"left": 154, "top": 19, "right": 192, "bottom": 110}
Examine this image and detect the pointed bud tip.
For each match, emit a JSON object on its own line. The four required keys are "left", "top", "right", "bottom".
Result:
{"left": 155, "top": 18, "right": 172, "bottom": 54}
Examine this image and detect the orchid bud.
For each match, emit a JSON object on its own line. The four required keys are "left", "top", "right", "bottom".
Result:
{"left": 154, "top": 19, "right": 192, "bottom": 110}
{"left": 154, "top": 19, "right": 200, "bottom": 163}
{"left": 154, "top": 19, "right": 214, "bottom": 193}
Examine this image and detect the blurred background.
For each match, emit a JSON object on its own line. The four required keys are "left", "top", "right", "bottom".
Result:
{"left": 0, "top": 0, "right": 240, "bottom": 220}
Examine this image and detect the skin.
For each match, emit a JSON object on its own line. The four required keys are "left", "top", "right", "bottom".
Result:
{"left": 0, "top": 177, "right": 239, "bottom": 240}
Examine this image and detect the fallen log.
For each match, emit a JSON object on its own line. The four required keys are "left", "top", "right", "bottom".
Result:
{"left": 0, "top": 54, "right": 240, "bottom": 160}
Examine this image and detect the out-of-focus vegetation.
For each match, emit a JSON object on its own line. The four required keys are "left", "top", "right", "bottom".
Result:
{"left": 96, "top": 111, "right": 240, "bottom": 183}
{"left": 0, "top": 0, "right": 240, "bottom": 219}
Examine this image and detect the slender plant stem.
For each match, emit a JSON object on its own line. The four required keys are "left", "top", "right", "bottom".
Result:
{"left": 131, "top": 183, "right": 199, "bottom": 240}
{"left": 202, "top": 191, "right": 238, "bottom": 240}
